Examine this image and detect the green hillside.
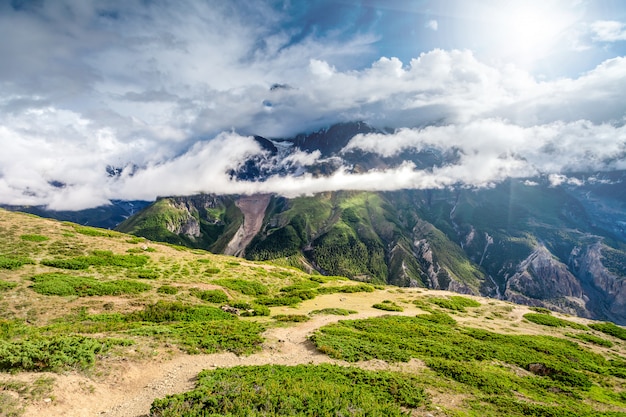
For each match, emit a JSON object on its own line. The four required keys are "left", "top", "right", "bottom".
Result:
{"left": 1, "top": 209, "right": 626, "bottom": 416}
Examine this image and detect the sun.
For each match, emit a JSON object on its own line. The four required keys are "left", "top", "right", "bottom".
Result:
{"left": 462, "top": 0, "right": 579, "bottom": 70}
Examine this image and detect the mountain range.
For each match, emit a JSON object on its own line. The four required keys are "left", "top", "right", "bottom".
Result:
{"left": 6, "top": 122, "right": 625, "bottom": 324}
{"left": 114, "top": 122, "right": 626, "bottom": 324}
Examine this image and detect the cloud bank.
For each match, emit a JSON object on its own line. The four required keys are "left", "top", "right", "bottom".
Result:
{"left": 0, "top": 1, "right": 625, "bottom": 210}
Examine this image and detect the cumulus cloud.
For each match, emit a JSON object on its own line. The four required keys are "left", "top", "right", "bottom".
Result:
{"left": 1, "top": 1, "right": 625, "bottom": 209}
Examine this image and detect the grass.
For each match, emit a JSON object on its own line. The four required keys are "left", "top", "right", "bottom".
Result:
{"left": 589, "top": 322, "right": 626, "bottom": 341}
{"left": 19, "top": 234, "right": 49, "bottom": 242}
{"left": 428, "top": 295, "right": 481, "bottom": 311}
{"left": 0, "top": 281, "right": 18, "bottom": 292}
{"left": 156, "top": 285, "right": 179, "bottom": 295}
{"left": 213, "top": 278, "right": 269, "bottom": 296}
{"left": 189, "top": 288, "right": 229, "bottom": 303}
{"left": 2, "top": 209, "right": 626, "bottom": 417}
{"left": 0, "top": 336, "right": 126, "bottom": 372}
{"left": 310, "top": 308, "right": 358, "bottom": 316}
{"left": 310, "top": 313, "right": 626, "bottom": 416}
{"left": 373, "top": 300, "right": 404, "bottom": 312}
{"left": 273, "top": 314, "right": 310, "bottom": 322}
{"left": 523, "top": 313, "right": 588, "bottom": 330}
{"left": 567, "top": 332, "right": 614, "bottom": 348}
{"left": 150, "top": 364, "right": 428, "bottom": 417}
{"left": 0, "top": 255, "right": 35, "bottom": 270}
{"left": 30, "top": 273, "right": 151, "bottom": 297}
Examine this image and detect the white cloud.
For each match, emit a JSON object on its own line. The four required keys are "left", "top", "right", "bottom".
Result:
{"left": 590, "top": 20, "right": 626, "bottom": 42}
{"left": 1, "top": 2, "right": 625, "bottom": 209}
{"left": 426, "top": 20, "right": 438, "bottom": 31}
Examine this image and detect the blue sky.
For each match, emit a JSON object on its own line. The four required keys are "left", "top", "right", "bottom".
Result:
{"left": 1, "top": 0, "right": 626, "bottom": 209}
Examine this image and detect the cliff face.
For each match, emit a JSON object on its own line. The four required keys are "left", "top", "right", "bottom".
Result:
{"left": 224, "top": 194, "right": 272, "bottom": 257}
{"left": 504, "top": 245, "right": 589, "bottom": 317}
{"left": 570, "top": 242, "right": 626, "bottom": 324}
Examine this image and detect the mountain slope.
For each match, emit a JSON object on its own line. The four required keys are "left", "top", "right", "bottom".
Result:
{"left": 1, "top": 209, "right": 625, "bottom": 417}
{"left": 118, "top": 180, "right": 626, "bottom": 324}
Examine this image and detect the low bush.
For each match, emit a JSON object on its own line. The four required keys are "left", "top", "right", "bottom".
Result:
{"left": 73, "top": 227, "right": 119, "bottom": 237}
{"left": 131, "top": 320, "right": 264, "bottom": 355}
{"left": 589, "top": 322, "right": 626, "bottom": 341}
{"left": 0, "top": 336, "right": 115, "bottom": 371}
{"left": 568, "top": 332, "right": 614, "bottom": 348}
{"left": 273, "top": 314, "right": 310, "bottom": 322}
{"left": 229, "top": 302, "right": 270, "bottom": 317}
{"left": 0, "top": 255, "right": 35, "bottom": 270}
{"left": 213, "top": 279, "right": 268, "bottom": 296}
{"left": 373, "top": 300, "right": 404, "bottom": 312}
{"left": 129, "top": 301, "right": 233, "bottom": 323}
{"left": 42, "top": 251, "right": 149, "bottom": 271}
{"left": 428, "top": 296, "right": 481, "bottom": 311}
{"left": 30, "top": 273, "right": 151, "bottom": 296}
{"left": 41, "top": 258, "right": 89, "bottom": 270}
{"left": 135, "top": 269, "right": 160, "bottom": 279}
{"left": 0, "top": 281, "right": 18, "bottom": 292}
{"left": 529, "top": 306, "right": 553, "bottom": 314}
{"left": 310, "top": 308, "right": 357, "bottom": 316}
{"left": 254, "top": 295, "right": 303, "bottom": 307}
{"left": 524, "top": 313, "right": 588, "bottom": 330}
{"left": 317, "top": 283, "right": 375, "bottom": 294}
{"left": 311, "top": 314, "right": 611, "bottom": 392}
{"left": 157, "top": 285, "right": 179, "bottom": 295}
{"left": 279, "top": 280, "right": 320, "bottom": 293}
{"left": 150, "top": 364, "right": 427, "bottom": 416}
{"left": 19, "top": 234, "right": 49, "bottom": 242}
{"left": 190, "top": 288, "right": 229, "bottom": 303}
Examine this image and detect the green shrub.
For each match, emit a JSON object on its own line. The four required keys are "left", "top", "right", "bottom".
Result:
{"left": 132, "top": 321, "right": 264, "bottom": 355}
{"left": 41, "top": 258, "right": 89, "bottom": 270}
{"left": 41, "top": 251, "right": 149, "bottom": 271}
{"left": 428, "top": 296, "right": 481, "bottom": 311}
{"left": 157, "top": 285, "right": 179, "bottom": 295}
{"left": 310, "top": 308, "right": 358, "bottom": 316}
{"left": 129, "top": 301, "right": 233, "bottom": 323}
{"left": 254, "top": 295, "right": 303, "bottom": 307}
{"left": 73, "top": 227, "right": 119, "bottom": 237}
{"left": 135, "top": 269, "right": 160, "bottom": 279}
{"left": 30, "top": 273, "right": 151, "bottom": 296}
{"left": 20, "top": 234, "right": 49, "bottom": 242}
{"left": 0, "top": 336, "right": 111, "bottom": 371}
{"left": 316, "top": 283, "right": 375, "bottom": 294}
{"left": 228, "top": 302, "right": 270, "bottom": 317}
{"left": 213, "top": 279, "right": 268, "bottom": 296}
{"left": 373, "top": 300, "right": 404, "bottom": 312}
{"left": 426, "top": 358, "right": 514, "bottom": 394}
{"left": 311, "top": 314, "right": 608, "bottom": 391}
{"left": 150, "top": 364, "right": 427, "bottom": 416}
{"left": 529, "top": 306, "right": 553, "bottom": 314}
{"left": 0, "top": 281, "right": 18, "bottom": 292}
{"left": 279, "top": 280, "right": 320, "bottom": 293}
{"left": 568, "top": 333, "right": 614, "bottom": 348}
{"left": 589, "top": 322, "right": 626, "bottom": 341}
{"left": 0, "top": 255, "right": 35, "bottom": 270}
{"left": 190, "top": 289, "right": 229, "bottom": 303}
{"left": 524, "top": 313, "right": 588, "bottom": 330}
{"left": 273, "top": 314, "right": 310, "bottom": 322}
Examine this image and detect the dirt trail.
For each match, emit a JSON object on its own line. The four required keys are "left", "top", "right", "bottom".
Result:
{"left": 224, "top": 194, "right": 271, "bottom": 257}
{"left": 24, "top": 293, "right": 425, "bottom": 417}
{"left": 21, "top": 290, "right": 547, "bottom": 417}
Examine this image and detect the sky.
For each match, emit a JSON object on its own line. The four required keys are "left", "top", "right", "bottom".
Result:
{"left": 1, "top": 0, "right": 626, "bottom": 210}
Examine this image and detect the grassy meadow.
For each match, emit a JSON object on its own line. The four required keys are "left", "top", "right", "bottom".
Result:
{"left": 0, "top": 208, "right": 625, "bottom": 416}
